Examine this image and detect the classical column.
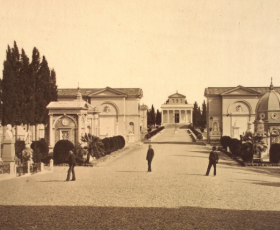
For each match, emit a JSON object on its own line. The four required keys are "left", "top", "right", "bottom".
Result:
{"left": 167, "top": 110, "right": 169, "bottom": 123}
{"left": 185, "top": 110, "right": 187, "bottom": 123}
{"left": 49, "top": 114, "right": 54, "bottom": 148}
{"left": 161, "top": 110, "right": 164, "bottom": 125}
{"left": 190, "top": 110, "right": 193, "bottom": 123}
{"left": 77, "top": 114, "right": 82, "bottom": 144}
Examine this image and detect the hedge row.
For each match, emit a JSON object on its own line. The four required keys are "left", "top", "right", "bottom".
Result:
{"left": 220, "top": 135, "right": 280, "bottom": 163}
{"left": 101, "top": 135, "right": 125, "bottom": 155}
{"left": 53, "top": 135, "right": 126, "bottom": 164}
{"left": 145, "top": 126, "right": 165, "bottom": 139}
{"left": 189, "top": 125, "right": 203, "bottom": 140}
{"left": 221, "top": 136, "right": 253, "bottom": 162}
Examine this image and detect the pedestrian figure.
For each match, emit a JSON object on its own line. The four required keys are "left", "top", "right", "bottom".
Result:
{"left": 146, "top": 144, "right": 154, "bottom": 172}
{"left": 205, "top": 146, "right": 219, "bottom": 176}
{"left": 66, "top": 150, "right": 76, "bottom": 181}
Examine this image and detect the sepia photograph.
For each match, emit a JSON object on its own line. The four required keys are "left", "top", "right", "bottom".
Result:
{"left": 1, "top": 0, "right": 280, "bottom": 229}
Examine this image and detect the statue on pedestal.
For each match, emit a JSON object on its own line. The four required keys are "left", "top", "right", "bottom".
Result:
{"left": 2, "top": 124, "right": 16, "bottom": 163}
{"left": 4, "top": 124, "right": 13, "bottom": 141}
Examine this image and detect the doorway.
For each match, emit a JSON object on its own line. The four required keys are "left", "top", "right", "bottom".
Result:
{"left": 175, "top": 113, "right": 179, "bottom": 123}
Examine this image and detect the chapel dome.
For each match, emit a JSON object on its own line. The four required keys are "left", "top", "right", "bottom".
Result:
{"left": 256, "top": 80, "right": 280, "bottom": 112}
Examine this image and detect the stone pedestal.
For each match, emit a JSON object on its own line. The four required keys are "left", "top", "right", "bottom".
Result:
{"left": 2, "top": 139, "right": 15, "bottom": 163}
{"left": 233, "top": 126, "right": 239, "bottom": 139}
{"left": 128, "top": 134, "right": 135, "bottom": 143}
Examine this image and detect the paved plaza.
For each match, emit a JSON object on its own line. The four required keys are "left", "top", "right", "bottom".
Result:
{"left": 1, "top": 130, "right": 280, "bottom": 229}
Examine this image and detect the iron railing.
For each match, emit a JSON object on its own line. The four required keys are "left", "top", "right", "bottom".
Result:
{"left": 30, "top": 163, "right": 41, "bottom": 174}
{"left": 16, "top": 163, "right": 28, "bottom": 177}
{"left": 0, "top": 164, "right": 10, "bottom": 174}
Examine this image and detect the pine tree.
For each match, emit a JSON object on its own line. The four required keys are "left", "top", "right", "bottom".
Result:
{"left": 201, "top": 100, "right": 207, "bottom": 130}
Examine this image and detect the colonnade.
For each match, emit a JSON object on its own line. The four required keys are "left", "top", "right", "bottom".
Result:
{"left": 161, "top": 109, "right": 192, "bottom": 124}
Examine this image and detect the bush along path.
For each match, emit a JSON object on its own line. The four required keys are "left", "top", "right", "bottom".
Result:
{"left": 52, "top": 134, "right": 127, "bottom": 166}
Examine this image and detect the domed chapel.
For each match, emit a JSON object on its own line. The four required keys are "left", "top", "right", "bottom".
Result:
{"left": 255, "top": 79, "right": 280, "bottom": 145}
{"left": 205, "top": 80, "right": 280, "bottom": 144}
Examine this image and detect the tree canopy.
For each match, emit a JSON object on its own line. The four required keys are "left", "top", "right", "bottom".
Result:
{"left": 1, "top": 41, "right": 58, "bottom": 126}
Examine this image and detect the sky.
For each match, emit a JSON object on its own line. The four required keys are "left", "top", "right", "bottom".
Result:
{"left": 1, "top": 0, "right": 280, "bottom": 111}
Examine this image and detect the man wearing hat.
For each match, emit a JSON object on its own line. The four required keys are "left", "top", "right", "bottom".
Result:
{"left": 205, "top": 146, "right": 219, "bottom": 176}
{"left": 66, "top": 149, "right": 76, "bottom": 181}
{"left": 146, "top": 145, "right": 154, "bottom": 172}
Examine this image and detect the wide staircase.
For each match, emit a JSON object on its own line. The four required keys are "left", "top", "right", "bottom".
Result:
{"left": 147, "top": 124, "right": 204, "bottom": 145}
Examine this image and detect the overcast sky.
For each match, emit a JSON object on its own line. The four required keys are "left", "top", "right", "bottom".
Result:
{"left": 1, "top": 0, "right": 280, "bottom": 110}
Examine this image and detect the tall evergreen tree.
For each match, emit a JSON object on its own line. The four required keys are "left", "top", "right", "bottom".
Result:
{"left": 156, "top": 109, "right": 161, "bottom": 125}
{"left": 20, "top": 49, "right": 35, "bottom": 125}
{"left": 150, "top": 105, "right": 156, "bottom": 127}
{"left": 197, "top": 106, "right": 202, "bottom": 128}
{"left": 49, "top": 69, "right": 58, "bottom": 102}
{"left": 35, "top": 55, "right": 50, "bottom": 124}
{"left": 201, "top": 100, "right": 207, "bottom": 129}
{"left": 193, "top": 101, "right": 198, "bottom": 128}
{"left": 2, "top": 44, "right": 18, "bottom": 125}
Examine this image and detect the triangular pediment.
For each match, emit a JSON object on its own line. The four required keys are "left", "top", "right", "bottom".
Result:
{"left": 169, "top": 93, "right": 186, "bottom": 98}
{"left": 221, "top": 86, "right": 260, "bottom": 96}
{"left": 88, "top": 87, "right": 127, "bottom": 97}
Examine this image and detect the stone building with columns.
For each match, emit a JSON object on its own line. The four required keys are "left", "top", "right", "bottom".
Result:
{"left": 204, "top": 84, "right": 280, "bottom": 143}
{"left": 161, "top": 91, "right": 193, "bottom": 125}
{"left": 46, "top": 87, "right": 147, "bottom": 150}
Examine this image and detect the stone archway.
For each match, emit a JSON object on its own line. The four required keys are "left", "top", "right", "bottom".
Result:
{"left": 54, "top": 116, "right": 77, "bottom": 144}
{"left": 99, "top": 102, "right": 118, "bottom": 138}
{"left": 227, "top": 101, "right": 252, "bottom": 137}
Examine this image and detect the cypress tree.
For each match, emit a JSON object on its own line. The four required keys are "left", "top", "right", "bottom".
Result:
{"left": 150, "top": 105, "right": 156, "bottom": 127}
{"left": 35, "top": 55, "right": 50, "bottom": 124}
{"left": 2, "top": 45, "right": 18, "bottom": 125}
{"left": 197, "top": 106, "right": 202, "bottom": 128}
{"left": 49, "top": 69, "right": 58, "bottom": 102}
{"left": 21, "top": 49, "right": 35, "bottom": 125}
{"left": 193, "top": 101, "right": 198, "bottom": 128}
{"left": 201, "top": 100, "right": 207, "bottom": 129}
{"left": 156, "top": 109, "right": 161, "bottom": 125}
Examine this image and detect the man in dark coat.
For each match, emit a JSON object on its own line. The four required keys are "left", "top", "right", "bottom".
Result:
{"left": 205, "top": 146, "right": 219, "bottom": 176}
{"left": 66, "top": 150, "right": 76, "bottom": 181}
{"left": 146, "top": 145, "right": 154, "bottom": 172}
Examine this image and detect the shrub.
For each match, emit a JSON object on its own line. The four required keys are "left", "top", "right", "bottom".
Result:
{"left": 221, "top": 136, "right": 231, "bottom": 149}
{"left": 108, "top": 137, "right": 116, "bottom": 153}
{"left": 53, "top": 140, "right": 75, "bottom": 164}
{"left": 240, "top": 142, "right": 254, "bottom": 162}
{"left": 41, "top": 156, "right": 53, "bottom": 164}
{"left": 188, "top": 126, "right": 203, "bottom": 140}
{"left": 145, "top": 126, "right": 164, "bottom": 139}
{"left": 230, "top": 139, "right": 242, "bottom": 156}
{"left": 15, "top": 140, "right": 26, "bottom": 162}
{"left": 102, "top": 138, "right": 111, "bottom": 154}
{"left": 229, "top": 139, "right": 239, "bottom": 154}
{"left": 269, "top": 144, "right": 280, "bottom": 163}
{"left": 31, "top": 138, "right": 49, "bottom": 163}
{"left": 117, "top": 135, "right": 125, "bottom": 148}
{"left": 112, "top": 137, "right": 121, "bottom": 151}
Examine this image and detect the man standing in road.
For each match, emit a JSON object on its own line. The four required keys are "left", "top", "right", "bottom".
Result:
{"left": 205, "top": 146, "right": 219, "bottom": 176}
{"left": 66, "top": 149, "right": 76, "bottom": 181}
{"left": 146, "top": 145, "right": 154, "bottom": 172}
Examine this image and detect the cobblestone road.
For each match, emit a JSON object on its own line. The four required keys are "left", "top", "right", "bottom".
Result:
{"left": 1, "top": 143, "right": 280, "bottom": 229}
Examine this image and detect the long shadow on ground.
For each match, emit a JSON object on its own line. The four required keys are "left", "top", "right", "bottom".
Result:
{"left": 0, "top": 206, "right": 279, "bottom": 229}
